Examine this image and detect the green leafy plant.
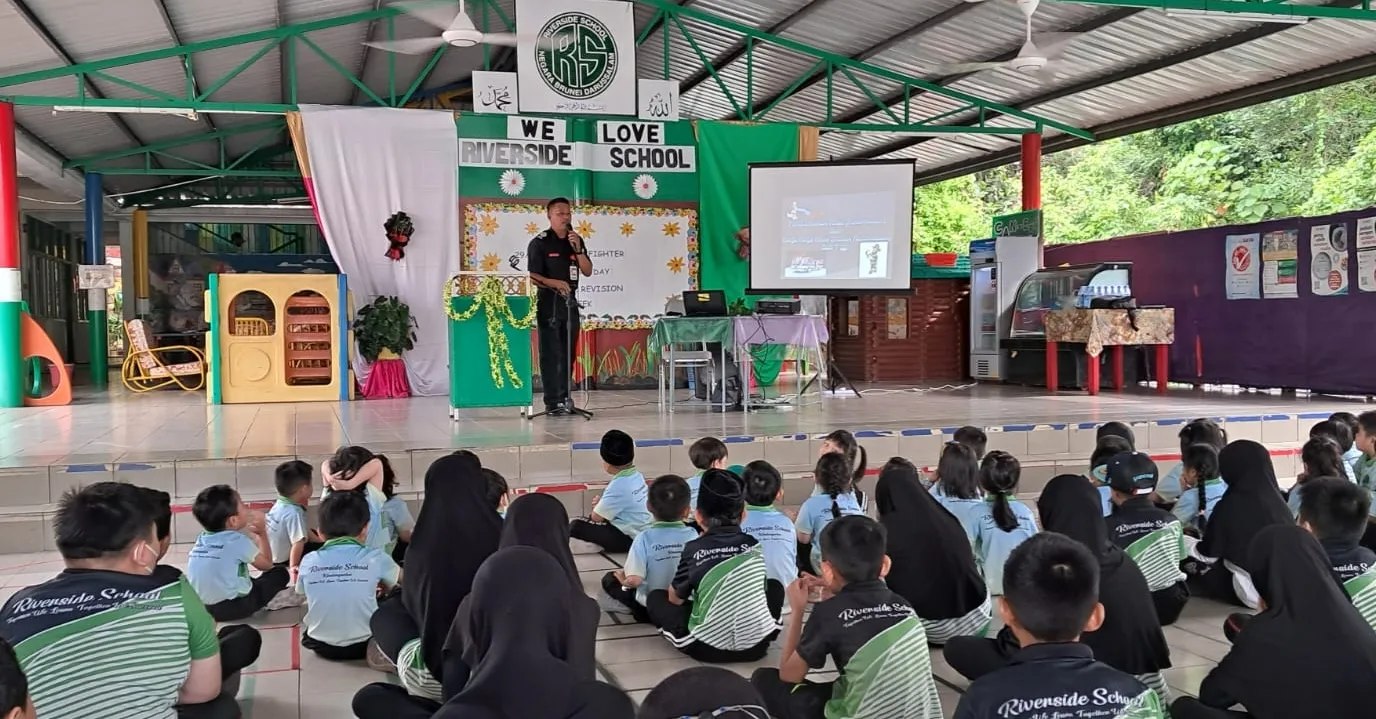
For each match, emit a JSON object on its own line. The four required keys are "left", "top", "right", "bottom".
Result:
{"left": 728, "top": 298, "right": 753, "bottom": 316}
{"left": 355, "top": 296, "right": 417, "bottom": 362}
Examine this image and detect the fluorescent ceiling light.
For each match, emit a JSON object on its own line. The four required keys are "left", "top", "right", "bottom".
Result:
{"left": 1164, "top": 8, "right": 1309, "bottom": 24}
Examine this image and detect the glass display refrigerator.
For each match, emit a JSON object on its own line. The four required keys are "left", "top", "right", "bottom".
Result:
{"left": 968, "top": 235, "right": 1040, "bottom": 380}
{"left": 1002, "top": 262, "right": 1133, "bottom": 386}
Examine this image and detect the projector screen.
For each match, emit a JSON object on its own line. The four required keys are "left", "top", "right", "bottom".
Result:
{"left": 748, "top": 159, "right": 916, "bottom": 293}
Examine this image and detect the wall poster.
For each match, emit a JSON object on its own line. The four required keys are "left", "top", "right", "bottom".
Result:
{"left": 1261, "top": 229, "right": 1298, "bottom": 298}
{"left": 1225, "top": 232, "right": 1260, "bottom": 300}
{"left": 1309, "top": 224, "right": 1349, "bottom": 296}
{"left": 1357, "top": 216, "right": 1376, "bottom": 293}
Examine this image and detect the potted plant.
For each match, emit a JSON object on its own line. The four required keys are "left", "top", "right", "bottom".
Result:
{"left": 355, "top": 296, "right": 416, "bottom": 398}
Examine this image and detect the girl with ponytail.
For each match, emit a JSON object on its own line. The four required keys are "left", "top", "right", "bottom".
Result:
{"left": 973, "top": 451, "right": 1039, "bottom": 595}
{"left": 819, "top": 430, "right": 869, "bottom": 511}
{"left": 795, "top": 453, "right": 865, "bottom": 575}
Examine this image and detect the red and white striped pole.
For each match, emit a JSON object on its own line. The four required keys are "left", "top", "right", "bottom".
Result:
{"left": 0, "top": 101, "right": 22, "bottom": 408}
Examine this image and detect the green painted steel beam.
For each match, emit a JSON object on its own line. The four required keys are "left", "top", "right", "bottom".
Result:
{"left": 65, "top": 119, "right": 283, "bottom": 167}
{"left": 90, "top": 168, "right": 299, "bottom": 178}
{"left": 1052, "top": 0, "right": 1376, "bottom": 20}
{"left": 8, "top": 96, "right": 292, "bottom": 113}
{"left": 636, "top": 0, "right": 1093, "bottom": 140}
{"left": 813, "top": 122, "right": 1039, "bottom": 135}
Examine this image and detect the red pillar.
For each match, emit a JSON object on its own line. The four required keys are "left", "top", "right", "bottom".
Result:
{"left": 1021, "top": 132, "right": 1041, "bottom": 211}
{"left": 0, "top": 101, "right": 22, "bottom": 408}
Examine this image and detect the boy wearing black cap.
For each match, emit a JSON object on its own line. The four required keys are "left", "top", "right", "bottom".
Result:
{"left": 1105, "top": 451, "right": 1189, "bottom": 626}
{"left": 953, "top": 533, "right": 1165, "bottom": 719}
{"left": 570, "top": 430, "right": 652, "bottom": 554}
{"left": 647, "top": 469, "right": 782, "bottom": 662}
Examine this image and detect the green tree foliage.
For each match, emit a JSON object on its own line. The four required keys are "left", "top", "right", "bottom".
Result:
{"left": 911, "top": 77, "right": 1376, "bottom": 253}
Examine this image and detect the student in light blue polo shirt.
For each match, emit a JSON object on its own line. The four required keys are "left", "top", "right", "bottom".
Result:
{"left": 796, "top": 454, "right": 865, "bottom": 574}
{"left": 686, "top": 436, "right": 729, "bottom": 510}
{"left": 971, "top": 452, "right": 1039, "bottom": 595}
{"left": 570, "top": 430, "right": 652, "bottom": 554}
{"left": 1289, "top": 436, "right": 1347, "bottom": 517}
{"left": 602, "top": 475, "right": 698, "bottom": 622}
{"left": 741, "top": 460, "right": 798, "bottom": 588}
{"left": 931, "top": 441, "right": 986, "bottom": 545}
{"left": 376, "top": 456, "right": 415, "bottom": 563}
{"left": 1174, "top": 443, "right": 1227, "bottom": 533}
{"left": 266, "top": 460, "right": 320, "bottom": 570}
{"left": 1310, "top": 419, "right": 1359, "bottom": 483}
{"left": 186, "top": 485, "right": 290, "bottom": 622}
{"left": 1156, "top": 419, "right": 1227, "bottom": 503}
{"left": 321, "top": 446, "right": 392, "bottom": 554}
{"left": 297, "top": 491, "right": 401, "bottom": 661}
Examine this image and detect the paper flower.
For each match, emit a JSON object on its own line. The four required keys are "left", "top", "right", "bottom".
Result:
{"left": 620, "top": 222, "right": 635, "bottom": 236}
{"left": 499, "top": 170, "right": 525, "bottom": 196}
{"left": 480, "top": 253, "right": 502, "bottom": 271}
{"left": 666, "top": 256, "right": 685, "bottom": 274}
{"left": 575, "top": 219, "right": 595, "bottom": 238}
{"left": 633, "top": 174, "right": 658, "bottom": 199}
{"left": 662, "top": 221, "right": 681, "bottom": 237}
{"left": 524, "top": 221, "right": 541, "bottom": 235}
{"left": 478, "top": 213, "right": 499, "bottom": 236}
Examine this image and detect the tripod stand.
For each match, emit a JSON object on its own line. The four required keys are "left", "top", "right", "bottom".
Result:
{"left": 798, "top": 341, "right": 863, "bottom": 398}
{"left": 526, "top": 291, "right": 593, "bottom": 421}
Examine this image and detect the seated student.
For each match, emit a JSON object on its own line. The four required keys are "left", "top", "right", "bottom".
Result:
{"left": 1355, "top": 411, "right": 1376, "bottom": 548}
{"left": 321, "top": 446, "right": 393, "bottom": 554}
{"left": 1289, "top": 436, "right": 1345, "bottom": 517}
{"left": 953, "top": 425, "right": 988, "bottom": 460}
{"left": 1332, "top": 411, "right": 1364, "bottom": 479}
{"left": 1097, "top": 420, "right": 1137, "bottom": 449}
{"left": 740, "top": 460, "right": 799, "bottom": 589}
{"left": 948, "top": 475, "right": 1173, "bottom": 705}
{"left": 266, "top": 460, "right": 321, "bottom": 576}
{"left": 752, "top": 515, "right": 943, "bottom": 719}
{"left": 648, "top": 469, "right": 781, "bottom": 663}
{"left": 378, "top": 456, "right": 415, "bottom": 564}
{"left": 1191, "top": 441, "right": 1292, "bottom": 609}
{"left": 0, "top": 482, "right": 256, "bottom": 719}
{"left": 1157, "top": 418, "right": 1228, "bottom": 505}
{"left": 297, "top": 491, "right": 401, "bottom": 661}
{"left": 1297, "top": 478, "right": 1376, "bottom": 632}
{"left": 797, "top": 453, "right": 866, "bottom": 575}
{"left": 353, "top": 548, "right": 636, "bottom": 719}
{"left": 687, "top": 436, "right": 729, "bottom": 510}
{"left": 602, "top": 475, "right": 697, "bottom": 623}
{"left": 1175, "top": 443, "right": 1226, "bottom": 533}
{"left": 138, "top": 486, "right": 175, "bottom": 566}
{"left": 187, "top": 484, "right": 291, "bottom": 622}
{"left": 1090, "top": 436, "right": 1134, "bottom": 516}
{"left": 930, "top": 441, "right": 986, "bottom": 544}
{"left": 972, "top": 451, "right": 1039, "bottom": 595}
{"left": 953, "top": 533, "right": 1166, "bottom": 719}
{"left": 878, "top": 458, "right": 991, "bottom": 644}
{"left": 1312, "top": 419, "right": 1358, "bottom": 482}
{"left": 570, "top": 430, "right": 652, "bottom": 554}
{"left": 0, "top": 636, "right": 34, "bottom": 719}
{"left": 640, "top": 667, "right": 768, "bottom": 719}
{"left": 482, "top": 467, "right": 511, "bottom": 516}
{"left": 1105, "top": 452, "right": 1190, "bottom": 626}
{"left": 1171, "top": 525, "right": 1376, "bottom": 719}
{"left": 813, "top": 429, "right": 870, "bottom": 511}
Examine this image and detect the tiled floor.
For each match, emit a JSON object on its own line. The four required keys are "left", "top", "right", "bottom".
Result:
{"left": 0, "top": 544, "right": 1237, "bottom": 718}
{"left": 0, "top": 381, "right": 1366, "bottom": 465}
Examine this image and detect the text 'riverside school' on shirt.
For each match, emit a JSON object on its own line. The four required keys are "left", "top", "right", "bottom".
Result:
{"left": 296, "top": 537, "right": 401, "bottom": 646}
{"left": 594, "top": 466, "right": 653, "bottom": 539}
{"left": 671, "top": 526, "right": 759, "bottom": 600}
{"left": 741, "top": 504, "right": 798, "bottom": 586}
{"left": 954, "top": 643, "right": 1164, "bottom": 719}
{"left": 185, "top": 529, "right": 258, "bottom": 604}
{"left": 624, "top": 521, "right": 698, "bottom": 606}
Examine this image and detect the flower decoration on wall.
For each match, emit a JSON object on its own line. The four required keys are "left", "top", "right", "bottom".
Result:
{"left": 575, "top": 219, "right": 595, "bottom": 238}
{"left": 478, "top": 214, "right": 499, "bottom": 236}
{"left": 499, "top": 169, "right": 525, "bottom": 196}
{"left": 383, "top": 211, "right": 413, "bottom": 261}
{"left": 662, "top": 221, "right": 681, "bottom": 238}
{"left": 666, "top": 256, "right": 685, "bottom": 274}
{"left": 632, "top": 174, "right": 658, "bottom": 199}
{"left": 480, "top": 253, "right": 502, "bottom": 271}
{"left": 619, "top": 222, "right": 635, "bottom": 237}
{"left": 525, "top": 221, "right": 541, "bottom": 235}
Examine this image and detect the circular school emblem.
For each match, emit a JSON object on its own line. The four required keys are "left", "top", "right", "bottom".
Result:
{"left": 535, "top": 12, "right": 618, "bottom": 100}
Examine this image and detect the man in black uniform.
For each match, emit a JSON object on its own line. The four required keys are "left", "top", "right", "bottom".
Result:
{"left": 527, "top": 197, "right": 592, "bottom": 415}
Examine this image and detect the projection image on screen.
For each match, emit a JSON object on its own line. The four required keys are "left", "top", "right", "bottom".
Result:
{"left": 749, "top": 160, "right": 915, "bottom": 293}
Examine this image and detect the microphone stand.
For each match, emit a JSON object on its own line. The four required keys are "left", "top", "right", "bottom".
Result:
{"left": 525, "top": 241, "right": 593, "bottom": 421}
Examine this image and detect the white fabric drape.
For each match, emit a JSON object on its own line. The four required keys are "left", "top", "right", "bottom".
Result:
{"left": 298, "top": 105, "right": 458, "bottom": 396}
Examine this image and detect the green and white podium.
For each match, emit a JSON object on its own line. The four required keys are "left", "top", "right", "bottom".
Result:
{"left": 447, "top": 273, "right": 534, "bottom": 417}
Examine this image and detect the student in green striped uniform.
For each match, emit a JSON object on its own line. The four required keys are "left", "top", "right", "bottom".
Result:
{"left": 1105, "top": 452, "right": 1190, "bottom": 626}
{"left": 648, "top": 470, "right": 782, "bottom": 663}
{"left": 1354, "top": 411, "right": 1376, "bottom": 550}
{"left": 0, "top": 636, "right": 33, "bottom": 719}
{"left": 753, "top": 515, "right": 943, "bottom": 719}
{"left": 954, "top": 533, "right": 1166, "bottom": 719}
{"left": 1296, "top": 478, "right": 1376, "bottom": 633}
{"left": 1, "top": 482, "right": 258, "bottom": 719}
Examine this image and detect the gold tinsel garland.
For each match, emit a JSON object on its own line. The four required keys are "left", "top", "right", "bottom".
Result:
{"left": 443, "top": 276, "right": 537, "bottom": 389}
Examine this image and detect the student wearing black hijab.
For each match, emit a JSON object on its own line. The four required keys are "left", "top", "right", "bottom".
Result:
{"left": 945, "top": 475, "right": 1173, "bottom": 705}
{"left": 875, "top": 458, "right": 991, "bottom": 644}
{"left": 370, "top": 451, "right": 504, "bottom": 697}
{"left": 1171, "top": 525, "right": 1376, "bottom": 719}
{"left": 1191, "top": 440, "right": 1292, "bottom": 609}
{"left": 481, "top": 492, "right": 598, "bottom": 682}
{"left": 354, "top": 547, "right": 635, "bottom": 719}
{"left": 638, "top": 667, "right": 769, "bottom": 719}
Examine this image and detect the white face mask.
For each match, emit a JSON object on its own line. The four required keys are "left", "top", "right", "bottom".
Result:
{"left": 135, "top": 542, "right": 157, "bottom": 575}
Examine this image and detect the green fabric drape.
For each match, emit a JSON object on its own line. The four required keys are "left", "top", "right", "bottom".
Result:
{"left": 697, "top": 122, "right": 800, "bottom": 386}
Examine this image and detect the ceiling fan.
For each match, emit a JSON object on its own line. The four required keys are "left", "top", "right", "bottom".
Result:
{"left": 937, "top": 0, "right": 1080, "bottom": 78}
{"left": 364, "top": 0, "right": 542, "bottom": 54}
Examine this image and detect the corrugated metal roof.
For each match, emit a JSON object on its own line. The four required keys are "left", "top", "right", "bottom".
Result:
{"left": 0, "top": 0, "right": 1371, "bottom": 196}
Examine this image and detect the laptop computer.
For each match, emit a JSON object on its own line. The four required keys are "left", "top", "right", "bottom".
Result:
{"left": 682, "top": 290, "right": 727, "bottom": 317}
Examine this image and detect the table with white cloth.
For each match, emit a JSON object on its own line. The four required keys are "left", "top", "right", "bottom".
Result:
{"left": 647, "top": 314, "right": 830, "bottom": 411}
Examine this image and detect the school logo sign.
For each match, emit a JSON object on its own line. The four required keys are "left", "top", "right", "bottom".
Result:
{"left": 517, "top": 0, "right": 636, "bottom": 116}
